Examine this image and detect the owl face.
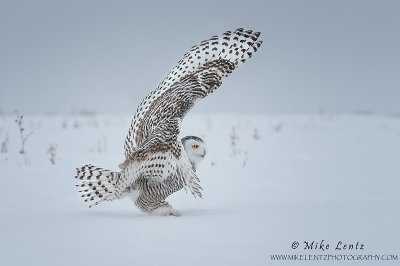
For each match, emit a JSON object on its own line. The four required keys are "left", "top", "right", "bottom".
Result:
{"left": 181, "top": 136, "right": 207, "bottom": 166}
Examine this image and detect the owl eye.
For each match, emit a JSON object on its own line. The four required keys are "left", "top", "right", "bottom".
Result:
{"left": 192, "top": 144, "right": 199, "bottom": 149}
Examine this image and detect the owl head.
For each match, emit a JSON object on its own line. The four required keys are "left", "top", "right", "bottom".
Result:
{"left": 181, "top": 136, "right": 207, "bottom": 170}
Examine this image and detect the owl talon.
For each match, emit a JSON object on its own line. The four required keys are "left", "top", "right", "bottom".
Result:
{"left": 169, "top": 208, "right": 182, "bottom": 217}
{"left": 151, "top": 206, "right": 181, "bottom": 216}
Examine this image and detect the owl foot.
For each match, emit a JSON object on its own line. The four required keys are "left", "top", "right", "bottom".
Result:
{"left": 151, "top": 206, "right": 182, "bottom": 217}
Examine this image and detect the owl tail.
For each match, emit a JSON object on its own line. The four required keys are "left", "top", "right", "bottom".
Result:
{"left": 75, "top": 164, "right": 122, "bottom": 208}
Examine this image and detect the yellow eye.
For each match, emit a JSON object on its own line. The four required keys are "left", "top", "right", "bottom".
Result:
{"left": 192, "top": 145, "right": 199, "bottom": 149}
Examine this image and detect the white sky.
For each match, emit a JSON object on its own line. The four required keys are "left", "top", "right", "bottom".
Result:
{"left": 1, "top": 0, "right": 399, "bottom": 115}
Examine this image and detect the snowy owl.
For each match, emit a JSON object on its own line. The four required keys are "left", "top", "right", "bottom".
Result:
{"left": 75, "top": 28, "right": 263, "bottom": 216}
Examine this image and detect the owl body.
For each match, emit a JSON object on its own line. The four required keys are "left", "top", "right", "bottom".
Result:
{"left": 119, "top": 140, "right": 196, "bottom": 215}
{"left": 75, "top": 28, "right": 263, "bottom": 216}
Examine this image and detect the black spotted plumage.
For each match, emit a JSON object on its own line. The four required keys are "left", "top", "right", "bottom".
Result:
{"left": 74, "top": 28, "right": 263, "bottom": 214}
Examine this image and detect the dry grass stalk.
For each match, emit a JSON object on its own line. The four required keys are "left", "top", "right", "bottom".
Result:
{"left": 242, "top": 151, "right": 248, "bottom": 168}
{"left": 1, "top": 133, "right": 9, "bottom": 161}
{"left": 230, "top": 126, "right": 240, "bottom": 155}
{"left": 253, "top": 128, "right": 260, "bottom": 139}
{"left": 1, "top": 134, "right": 8, "bottom": 154}
{"left": 272, "top": 123, "right": 282, "bottom": 132}
{"left": 15, "top": 111, "right": 33, "bottom": 164}
{"left": 47, "top": 143, "right": 57, "bottom": 165}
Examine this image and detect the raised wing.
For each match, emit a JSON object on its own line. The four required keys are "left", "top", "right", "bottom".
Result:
{"left": 124, "top": 28, "right": 262, "bottom": 158}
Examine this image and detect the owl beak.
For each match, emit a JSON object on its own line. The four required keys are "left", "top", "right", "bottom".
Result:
{"left": 200, "top": 151, "right": 206, "bottom": 158}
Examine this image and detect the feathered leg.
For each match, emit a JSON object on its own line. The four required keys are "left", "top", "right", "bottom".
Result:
{"left": 150, "top": 204, "right": 181, "bottom": 217}
{"left": 135, "top": 192, "right": 181, "bottom": 216}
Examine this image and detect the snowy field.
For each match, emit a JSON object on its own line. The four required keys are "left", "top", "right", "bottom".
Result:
{"left": 0, "top": 113, "right": 399, "bottom": 266}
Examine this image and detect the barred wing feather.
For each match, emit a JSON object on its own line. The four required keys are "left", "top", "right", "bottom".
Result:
{"left": 124, "top": 28, "right": 263, "bottom": 158}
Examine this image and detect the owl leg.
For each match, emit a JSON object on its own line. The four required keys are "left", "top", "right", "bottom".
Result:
{"left": 151, "top": 203, "right": 181, "bottom": 217}
{"left": 135, "top": 193, "right": 181, "bottom": 216}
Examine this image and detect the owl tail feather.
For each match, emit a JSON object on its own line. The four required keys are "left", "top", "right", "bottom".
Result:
{"left": 75, "top": 164, "right": 122, "bottom": 208}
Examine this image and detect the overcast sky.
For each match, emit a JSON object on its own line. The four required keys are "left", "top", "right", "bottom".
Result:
{"left": 1, "top": 0, "right": 399, "bottom": 115}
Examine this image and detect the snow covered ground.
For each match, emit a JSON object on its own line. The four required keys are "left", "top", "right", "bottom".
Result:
{"left": 0, "top": 113, "right": 399, "bottom": 266}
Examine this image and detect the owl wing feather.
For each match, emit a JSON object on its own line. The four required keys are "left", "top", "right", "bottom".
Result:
{"left": 124, "top": 28, "right": 263, "bottom": 158}
{"left": 120, "top": 29, "right": 262, "bottom": 197}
